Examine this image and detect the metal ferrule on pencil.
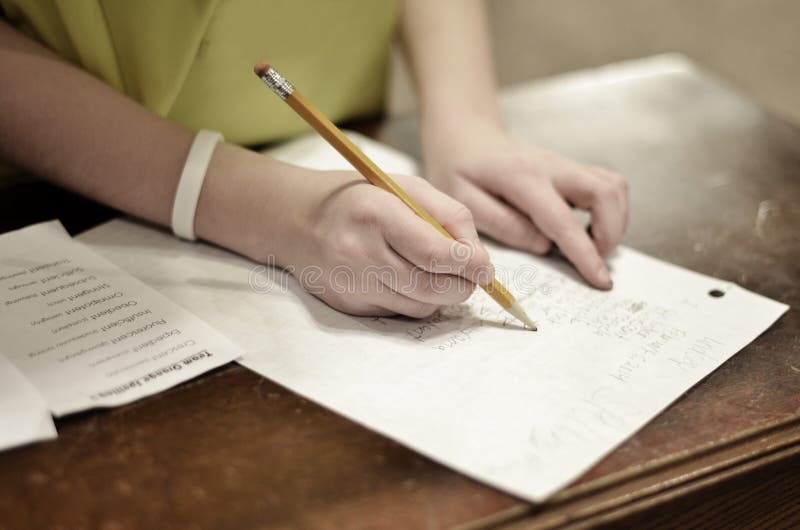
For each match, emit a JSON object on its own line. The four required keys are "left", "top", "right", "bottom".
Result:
{"left": 259, "top": 67, "right": 294, "bottom": 100}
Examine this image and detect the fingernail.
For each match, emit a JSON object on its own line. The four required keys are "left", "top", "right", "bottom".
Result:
{"left": 597, "top": 265, "right": 613, "bottom": 289}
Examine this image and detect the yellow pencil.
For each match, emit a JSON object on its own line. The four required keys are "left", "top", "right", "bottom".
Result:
{"left": 254, "top": 63, "right": 536, "bottom": 330}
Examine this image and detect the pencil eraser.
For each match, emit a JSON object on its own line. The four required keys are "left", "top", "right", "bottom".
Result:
{"left": 254, "top": 62, "right": 270, "bottom": 77}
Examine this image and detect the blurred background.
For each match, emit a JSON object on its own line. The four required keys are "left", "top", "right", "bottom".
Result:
{"left": 388, "top": 0, "right": 800, "bottom": 124}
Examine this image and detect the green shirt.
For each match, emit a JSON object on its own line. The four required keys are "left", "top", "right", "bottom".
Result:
{"left": 1, "top": 0, "right": 399, "bottom": 145}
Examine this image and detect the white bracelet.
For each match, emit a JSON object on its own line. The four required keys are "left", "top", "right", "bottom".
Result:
{"left": 171, "top": 130, "right": 224, "bottom": 240}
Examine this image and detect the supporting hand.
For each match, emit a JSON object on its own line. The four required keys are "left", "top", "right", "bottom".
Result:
{"left": 425, "top": 124, "right": 628, "bottom": 289}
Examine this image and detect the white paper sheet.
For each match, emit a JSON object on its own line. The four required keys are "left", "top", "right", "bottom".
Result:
{"left": 76, "top": 135, "right": 789, "bottom": 501}
{"left": 0, "top": 221, "right": 241, "bottom": 416}
{"left": 0, "top": 354, "right": 56, "bottom": 451}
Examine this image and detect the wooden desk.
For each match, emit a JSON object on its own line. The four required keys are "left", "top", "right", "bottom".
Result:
{"left": 0, "top": 56, "right": 798, "bottom": 529}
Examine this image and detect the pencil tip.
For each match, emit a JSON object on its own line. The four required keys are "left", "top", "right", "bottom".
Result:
{"left": 507, "top": 301, "right": 538, "bottom": 331}
{"left": 254, "top": 62, "right": 270, "bottom": 77}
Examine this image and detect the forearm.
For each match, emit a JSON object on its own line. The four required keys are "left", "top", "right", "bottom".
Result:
{"left": 0, "top": 20, "right": 193, "bottom": 226}
{"left": 401, "top": 0, "right": 503, "bottom": 145}
{"left": 0, "top": 21, "right": 297, "bottom": 263}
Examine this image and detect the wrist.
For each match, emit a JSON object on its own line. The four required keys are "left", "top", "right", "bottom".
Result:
{"left": 421, "top": 106, "right": 503, "bottom": 147}
{"left": 194, "top": 143, "right": 300, "bottom": 266}
{"left": 420, "top": 111, "right": 506, "bottom": 178}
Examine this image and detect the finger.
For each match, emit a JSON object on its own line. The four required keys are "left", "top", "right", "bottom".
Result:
{"left": 589, "top": 166, "right": 629, "bottom": 242}
{"left": 381, "top": 196, "right": 495, "bottom": 286}
{"left": 372, "top": 289, "right": 440, "bottom": 319}
{"left": 396, "top": 175, "right": 480, "bottom": 241}
{"left": 378, "top": 246, "right": 476, "bottom": 305}
{"left": 506, "top": 181, "right": 612, "bottom": 289}
{"left": 554, "top": 168, "right": 627, "bottom": 257}
{"left": 456, "top": 179, "right": 552, "bottom": 254}
{"left": 317, "top": 266, "right": 449, "bottom": 317}
{"left": 331, "top": 302, "right": 395, "bottom": 318}
{"left": 394, "top": 176, "right": 495, "bottom": 283}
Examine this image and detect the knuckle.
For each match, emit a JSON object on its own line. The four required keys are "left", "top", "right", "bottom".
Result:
{"left": 451, "top": 203, "right": 474, "bottom": 224}
{"left": 451, "top": 187, "right": 469, "bottom": 204}
{"left": 597, "top": 168, "right": 628, "bottom": 193}
{"left": 486, "top": 212, "right": 504, "bottom": 232}
{"left": 352, "top": 202, "right": 381, "bottom": 225}
{"left": 334, "top": 233, "right": 363, "bottom": 260}
{"left": 478, "top": 206, "right": 504, "bottom": 233}
{"left": 422, "top": 241, "right": 447, "bottom": 268}
{"left": 592, "top": 179, "right": 618, "bottom": 202}
{"left": 605, "top": 170, "right": 628, "bottom": 192}
{"left": 507, "top": 154, "right": 537, "bottom": 176}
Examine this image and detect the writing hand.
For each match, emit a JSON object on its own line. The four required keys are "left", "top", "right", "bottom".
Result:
{"left": 275, "top": 170, "right": 494, "bottom": 317}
